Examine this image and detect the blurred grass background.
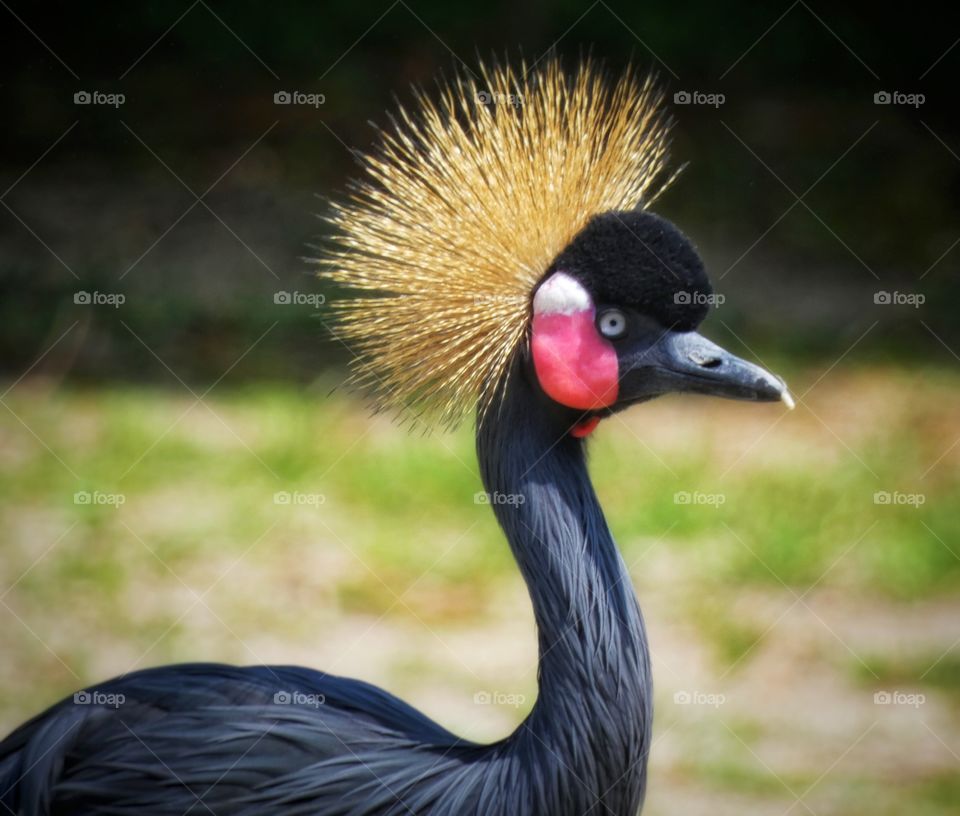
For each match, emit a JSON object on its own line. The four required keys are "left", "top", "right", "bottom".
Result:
{"left": 2, "top": 2, "right": 960, "bottom": 814}
{"left": 3, "top": 368, "right": 959, "bottom": 815}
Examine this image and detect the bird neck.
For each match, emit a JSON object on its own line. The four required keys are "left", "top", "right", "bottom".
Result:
{"left": 476, "top": 359, "right": 652, "bottom": 807}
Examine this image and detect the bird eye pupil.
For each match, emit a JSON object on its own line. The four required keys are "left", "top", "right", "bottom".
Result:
{"left": 598, "top": 310, "right": 626, "bottom": 339}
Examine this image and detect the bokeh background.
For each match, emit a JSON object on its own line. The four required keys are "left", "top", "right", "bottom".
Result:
{"left": 2, "top": 3, "right": 959, "bottom": 814}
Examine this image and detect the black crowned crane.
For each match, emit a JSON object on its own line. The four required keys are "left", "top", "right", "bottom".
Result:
{"left": 0, "top": 58, "right": 792, "bottom": 815}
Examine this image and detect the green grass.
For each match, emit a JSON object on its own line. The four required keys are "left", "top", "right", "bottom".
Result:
{"left": 3, "top": 366, "right": 959, "bottom": 607}
{"left": 854, "top": 654, "right": 960, "bottom": 691}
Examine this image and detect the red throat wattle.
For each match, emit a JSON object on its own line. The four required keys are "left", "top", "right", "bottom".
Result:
{"left": 530, "top": 272, "right": 619, "bottom": 433}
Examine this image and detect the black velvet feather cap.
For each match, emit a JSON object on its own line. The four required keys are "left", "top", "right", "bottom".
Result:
{"left": 548, "top": 210, "right": 713, "bottom": 331}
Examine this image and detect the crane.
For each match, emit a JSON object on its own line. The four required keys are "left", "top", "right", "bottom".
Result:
{"left": 0, "top": 58, "right": 792, "bottom": 815}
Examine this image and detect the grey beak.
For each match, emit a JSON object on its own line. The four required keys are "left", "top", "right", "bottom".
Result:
{"left": 618, "top": 330, "right": 794, "bottom": 408}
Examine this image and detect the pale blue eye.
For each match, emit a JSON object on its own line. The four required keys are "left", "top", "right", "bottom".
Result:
{"left": 598, "top": 309, "right": 627, "bottom": 339}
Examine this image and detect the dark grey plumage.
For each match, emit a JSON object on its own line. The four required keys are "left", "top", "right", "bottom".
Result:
{"left": 0, "top": 354, "right": 651, "bottom": 816}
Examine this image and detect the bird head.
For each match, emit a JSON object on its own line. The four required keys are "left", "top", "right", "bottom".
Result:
{"left": 320, "top": 57, "right": 791, "bottom": 433}
{"left": 530, "top": 210, "right": 791, "bottom": 436}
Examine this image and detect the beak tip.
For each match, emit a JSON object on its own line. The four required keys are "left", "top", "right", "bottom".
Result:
{"left": 780, "top": 388, "right": 795, "bottom": 411}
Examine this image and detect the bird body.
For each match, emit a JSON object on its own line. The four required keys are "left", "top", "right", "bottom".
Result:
{"left": 1, "top": 57, "right": 791, "bottom": 814}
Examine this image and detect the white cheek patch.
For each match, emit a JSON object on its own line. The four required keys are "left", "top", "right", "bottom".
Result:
{"left": 533, "top": 271, "right": 592, "bottom": 316}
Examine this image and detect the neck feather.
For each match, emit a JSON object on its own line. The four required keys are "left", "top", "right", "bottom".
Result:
{"left": 475, "top": 359, "right": 652, "bottom": 813}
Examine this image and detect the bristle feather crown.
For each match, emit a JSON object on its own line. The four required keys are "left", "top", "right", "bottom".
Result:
{"left": 319, "top": 57, "right": 676, "bottom": 428}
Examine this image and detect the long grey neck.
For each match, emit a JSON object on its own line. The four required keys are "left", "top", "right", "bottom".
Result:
{"left": 476, "top": 361, "right": 652, "bottom": 815}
